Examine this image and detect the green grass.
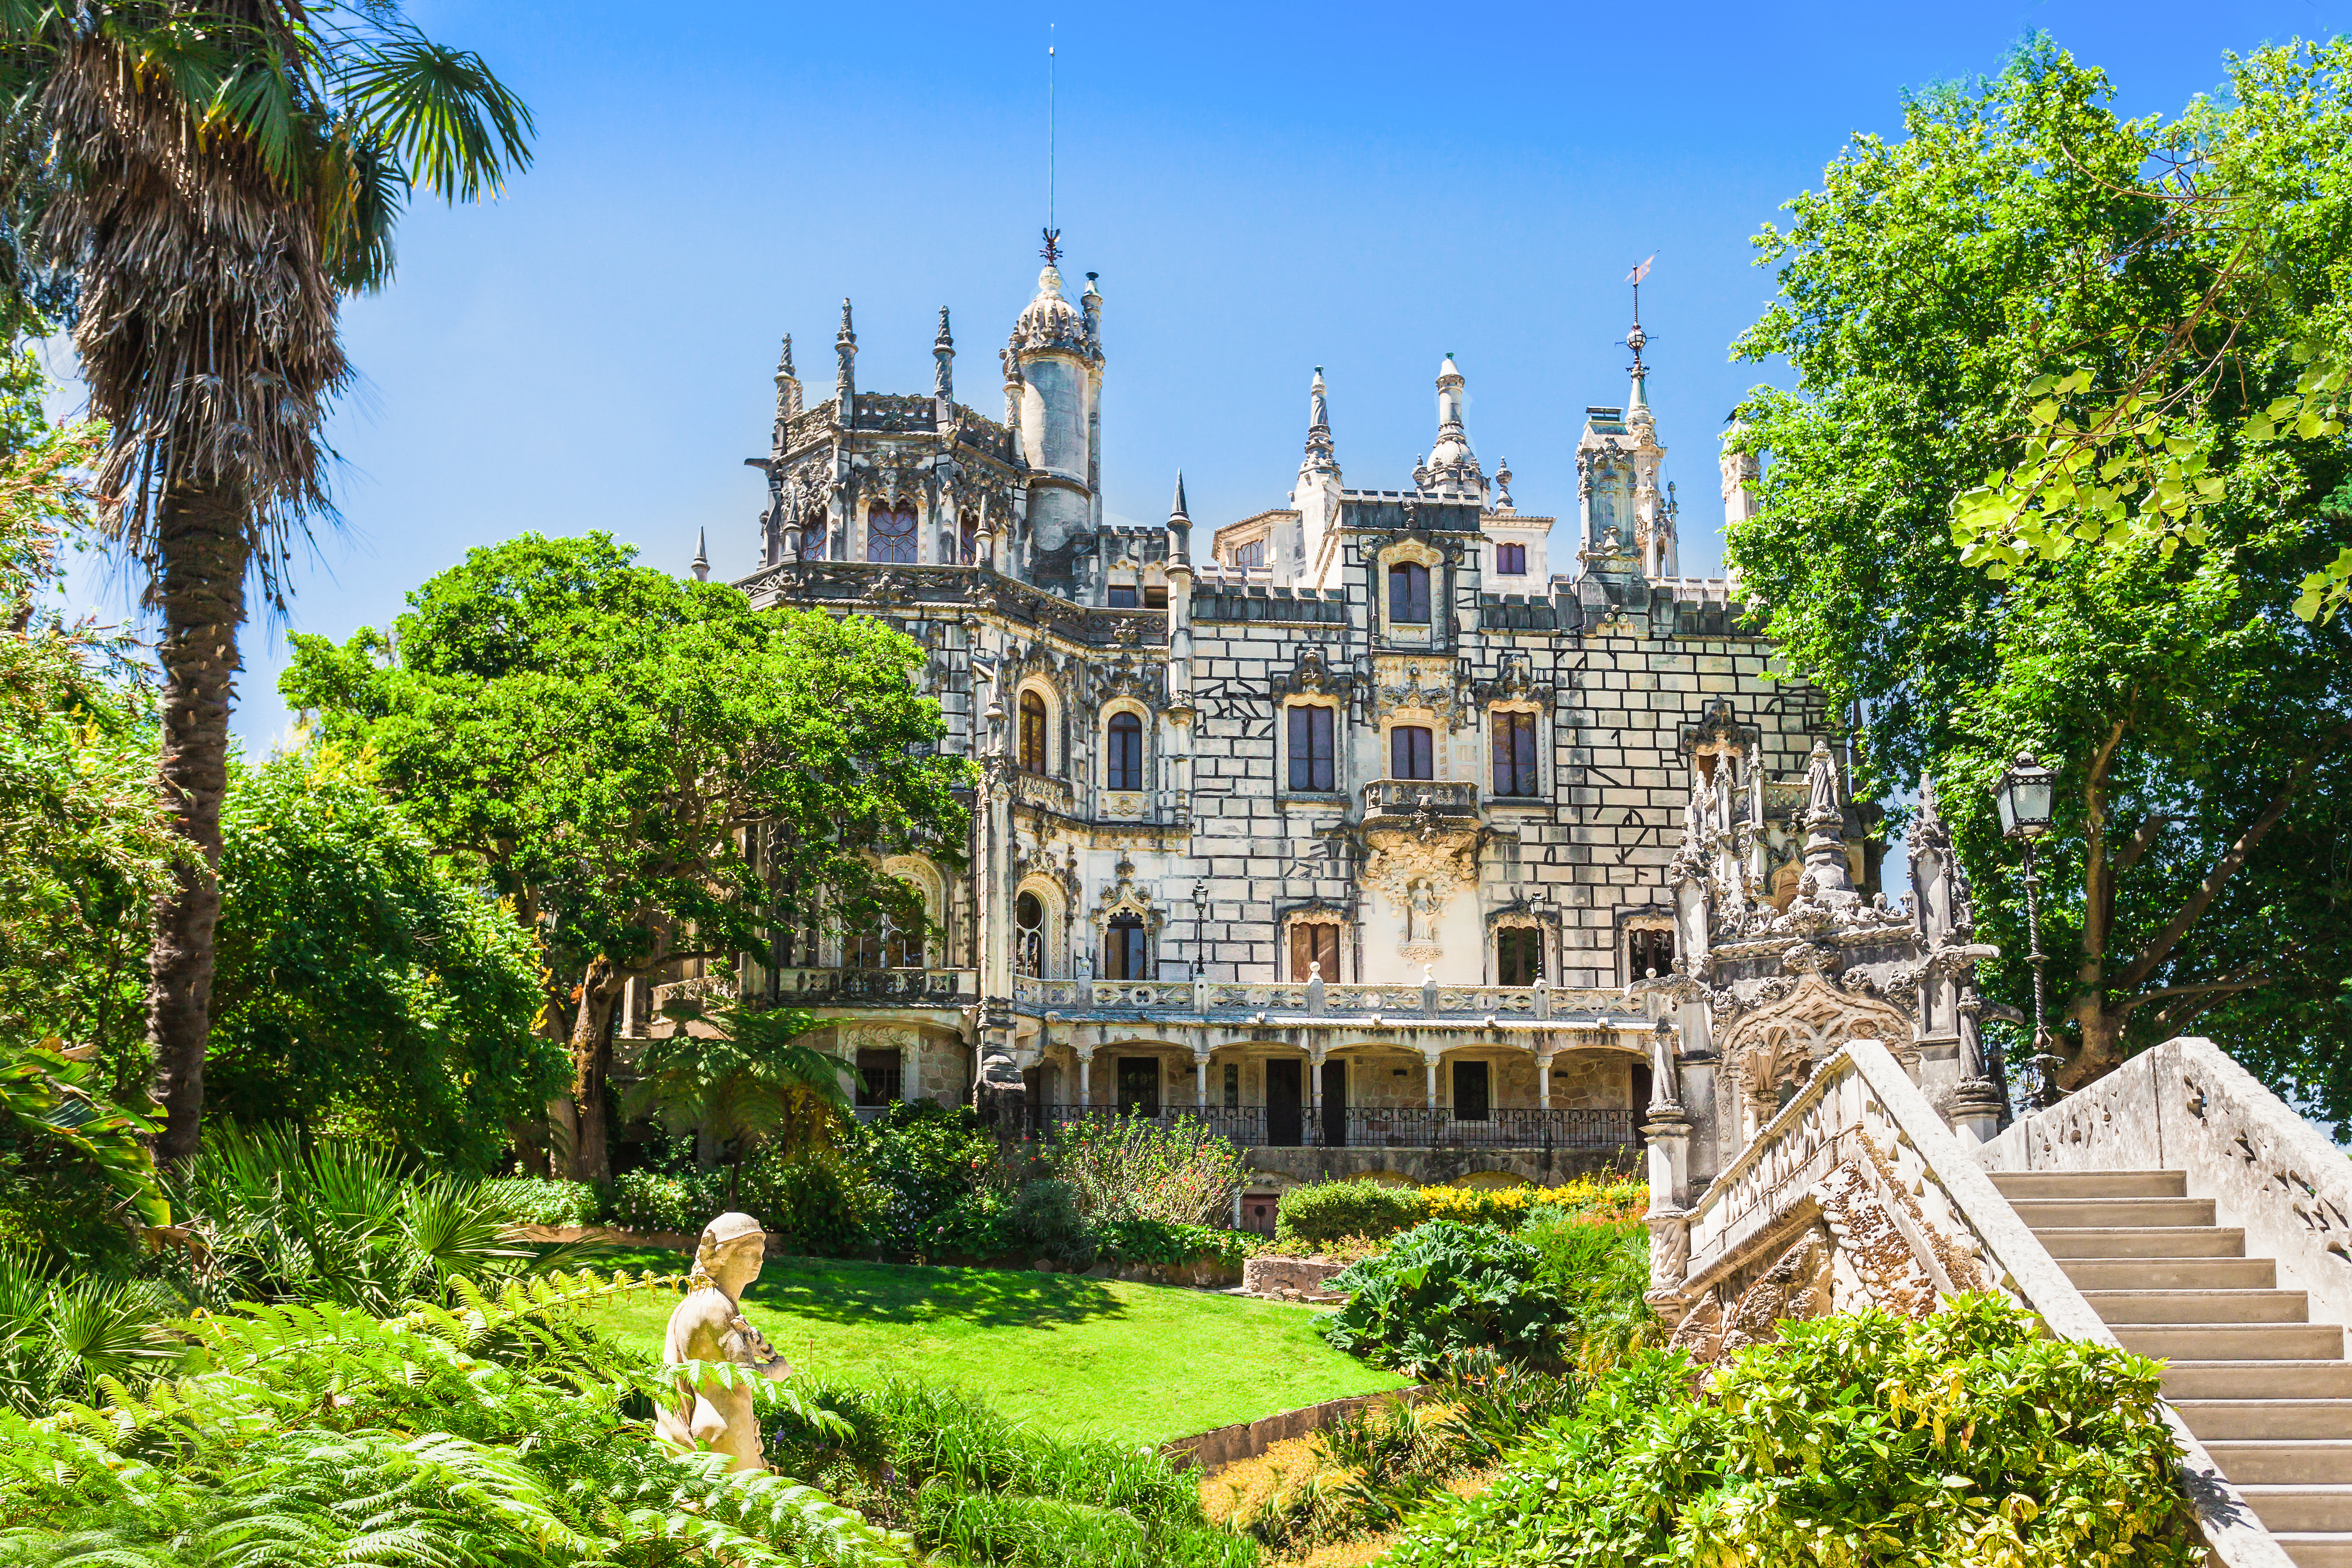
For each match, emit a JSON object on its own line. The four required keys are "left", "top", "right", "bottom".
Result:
{"left": 580, "top": 1247, "right": 1408, "bottom": 1445}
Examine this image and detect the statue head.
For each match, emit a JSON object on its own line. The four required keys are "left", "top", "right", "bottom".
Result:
{"left": 690, "top": 1211, "right": 768, "bottom": 1298}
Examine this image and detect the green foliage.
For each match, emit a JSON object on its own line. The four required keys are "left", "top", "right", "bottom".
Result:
{"left": 738, "top": 1144, "right": 880, "bottom": 1258}
{"left": 1320, "top": 1220, "right": 1564, "bottom": 1373}
{"left": 165, "top": 1124, "right": 548, "bottom": 1313}
{"left": 599, "top": 1164, "right": 731, "bottom": 1235}
{"left": 769, "top": 1376, "right": 1251, "bottom": 1566}
{"left": 0, "top": 1269, "right": 916, "bottom": 1568}
{"left": 1093, "top": 1217, "right": 1255, "bottom": 1269}
{"left": 1048, "top": 1114, "right": 1246, "bottom": 1228}
{"left": 1519, "top": 1211, "right": 1660, "bottom": 1371}
{"left": 0, "top": 1246, "right": 175, "bottom": 1414}
{"left": 209, "top": 748, "right": 559, "bottom": 1172}
{"left": 625, "top": 1004, "right": 851, "bottom": 1198}
{"left": 1727, "top": 39, "right": 2352, "bottom": 1099}
{"left": 851, "top": 1102, "right": 1003, "bottom": 1256}
{"left": 1385, "top": 1296, "right": 2199, "bottom": 1567}
{"left": 1277, "top": 1179, "right": 1424, "bottom": 1245}
{"left": 480, "top": 1175, "right": 600, "bottom": 1228}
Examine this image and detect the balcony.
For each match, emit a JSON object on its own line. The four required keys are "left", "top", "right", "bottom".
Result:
{"left": 769, "top": 967, "right": 975, "bottom": 1006}
{"left": 1013, "top": 1103, "right": 1638, "bottom": 1152}
{"left": 1362, "top": 779, "right": 1480, "bottom": 821}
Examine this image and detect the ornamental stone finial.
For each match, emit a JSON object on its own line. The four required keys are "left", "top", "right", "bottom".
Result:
{"left": 934, "top": 306, "right": 954, "bottom": 402}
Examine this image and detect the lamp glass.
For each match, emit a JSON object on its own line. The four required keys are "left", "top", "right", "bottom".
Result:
{"left": 1994, "top": 756, "right": 2056, "bottom": 841}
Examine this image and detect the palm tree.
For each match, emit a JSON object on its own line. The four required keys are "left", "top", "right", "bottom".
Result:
{"left": 0, "top": 2, "right": 532, "bottom": 1165}
{"left": 625, "top": 1005, "right": 855, "bottom": 1208}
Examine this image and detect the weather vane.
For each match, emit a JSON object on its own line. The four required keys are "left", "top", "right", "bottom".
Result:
{"left": 1624, "top": 253, "right": 1657, "bottom": 374}
{"left": 1041, "top": 24, "right": 1060, "bottom": 267}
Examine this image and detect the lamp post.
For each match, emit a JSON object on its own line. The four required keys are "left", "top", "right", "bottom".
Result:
{"left": 1993, "top": 752, "right": 2061, "bottom": 1108}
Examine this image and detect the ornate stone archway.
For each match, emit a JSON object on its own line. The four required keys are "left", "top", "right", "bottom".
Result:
{"left": 1715, "top": 958, "right": 1913, "bottom": 1145}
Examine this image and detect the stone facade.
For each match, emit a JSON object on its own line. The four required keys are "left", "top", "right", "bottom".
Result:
{"left": 659, "top": 249, "right": 1898, "bottom": 1180}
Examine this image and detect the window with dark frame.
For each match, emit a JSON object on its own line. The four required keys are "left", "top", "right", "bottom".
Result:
{"left": 854, "top": 1047, "right": 902, "bottom": 1107}
{"left": 1627, "top": 925, "right": 1677, "bottom": 982}
{"left": 1019, "top": 691, "right": 1049, "bottom": 774}
{"left": 867, "top": 503, "right": 918, "bottom": 564}
{"left": 1496, "top": 542, "right": 1527, "bottom": 575}
{"left": 1289, "top": 921, "right": 1341, "bottom": 982}
{"left": 1390, "top": 725, "right": 1434, "bottom": 780}
{"left": 1106, "top": 913, "right": 1148, "bottom": 980}
{"left": 1287, "top": 705, "right": 1336, "bottom": 792}
{"left": 1388, "top": 561, "right": 1431, "bottom": 623}
{"left": 800, "top": 511, "right": 828, "bottom": 560}
{"left": 1496, "top": 926, "right": 1545, "bottom": 986}
{"left": 958, "top": 513, "right": 978, "bottom": 565}
{"left": 1106, "top": 712, "right": 1144, "bottom": 791}
{"left": 1144, "top": 584, "right": 1169, "bottom": 609}
{"left": 1107, "top": 583, "right": 1139, "bottom": 608}
{"left": 1492, "top": 711, "right": 1540, "bottom": 796}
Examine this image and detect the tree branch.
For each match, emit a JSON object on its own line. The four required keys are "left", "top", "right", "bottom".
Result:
{"left": 2079, "top": 713, "right": 2132, "bottom": 980}
{"left": 2112, "top": 813, "right": 2170, "bottom": 874}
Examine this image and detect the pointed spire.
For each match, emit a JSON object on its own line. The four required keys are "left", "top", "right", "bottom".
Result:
{"left": 1170, "top": 470, "right": 1189, "bottom": 522}
{"left": 834, "top": 299, "right": 856, "bottom": 420}
{"left": 1493, "top": 456, "right": 1514, "bottom": 512}
{"left": 773, "top": 333, "right": 802, "bottom": 428}
{"left": 934, "top": 306, "right": 955, "bottom": 402}
{"left": 1167, "top": 470, "right": 1192, "bottom": 567}
{"left": 1300, "top": 366, "right": 1337, "bottom": 476}
{"left": 692, "top": 526, "right": 710, "bottom": 583}
{"left": 1426, "top": 353, "right": 1483, "bottom": 493}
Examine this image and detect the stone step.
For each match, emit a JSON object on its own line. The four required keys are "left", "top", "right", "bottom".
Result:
{"left": 2036, "top": 1225, "right": 2247, "bottom": 1259}
{"left": 2011, "top": 1196, "right": 2216, "bottom": 1228}
{"left": 1988, "top": 1169, "right": 2187, "bottom": 1200}
{"left": 2243, "top": 1488, "right": 2352, "bottom": 1534}
{"left": 2177, "top": 1402, "right": 2352, "bottom": 1442}
{"left": 2166, "top": 1363, "right": 2352, "bottom": 1402}
{"left": 2081, "top": 1288, "right": 2309, "bottom": 1325}
{"left": 2205, "top": 1442, "right": 2352, "bottom": 1484}
{"left": 2110, "top": 1323, "right": 2345, "bottom": 1362}
{"left": 2280, "top": 1535, "right": 2352, "bottom": 1568}
{"left": 2062, "top": 1256, "right": 2276, "bottom": 1292}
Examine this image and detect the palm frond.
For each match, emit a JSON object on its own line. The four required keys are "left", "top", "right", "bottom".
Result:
{"left": 332, "top": 25, "right": 531, "bottom": 205}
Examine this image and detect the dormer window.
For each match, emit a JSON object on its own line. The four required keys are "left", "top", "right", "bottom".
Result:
{"left": 1496, "top": 542, "right": 1527, "bottom": 575}
{"left": 1233, "top": 539, "right": 1266, "bottom": 571}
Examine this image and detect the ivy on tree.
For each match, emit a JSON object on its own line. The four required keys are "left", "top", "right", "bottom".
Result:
{"left": 1726, "top": 39, "right": 2352, "bottom": 1106}
{"left": 282, "top": 533, "right": 971, "bottom": 1181}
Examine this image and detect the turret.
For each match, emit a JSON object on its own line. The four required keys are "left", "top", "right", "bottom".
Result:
{"left": 1282, "top": 366, "right": 1344, "bottom": 588}
{"left": 691, "top": 526, "right": 710, "bottom": 584}
{"left": 1424, "top": 354, "right": 1485, "bottom": 498}
{"left": 1009, "top": 243, "right": 1106, "bottom": 596}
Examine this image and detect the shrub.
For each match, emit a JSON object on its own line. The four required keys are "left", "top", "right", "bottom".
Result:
{"left": 1095, "top": 1217, "right": 1256, "bottom": 1268}
{"left": 1049, "top": 1114, "right": 1245, "bottom": 1226}
{"left": 853, "top": 1101, "right": 1001, "bottom": 1254}
{"left": 482, "top": 1174, "right": 599, "bottom": 1227}
{"left": 598, "top": 1165, "right": 727, "bottom": 1234}
{"left": 1319, "top": 1220, "right": 1563, "bottom": 1372}
{"left": 738, "top": 1144, "right": 878, "bottom": 1257}
{"left": 1001, "top": 1178, "right": 1092, "bottom": 1262}
{"left": 1519, "top": 1208, "right": 1657, "bottom": 1371}
{"left": 1276, "top": 1179, "right": 1422, "bottom": 1244}
{"left": 1383, "top": 1296, "right": 2201, "bottom": 1567}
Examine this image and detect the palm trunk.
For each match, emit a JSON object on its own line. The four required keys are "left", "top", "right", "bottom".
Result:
{"left": 147, "top": 482, "right": 250, "bottom": 1169}
{"left": 567, "top": 954, "right": 625, "bottom": 1183}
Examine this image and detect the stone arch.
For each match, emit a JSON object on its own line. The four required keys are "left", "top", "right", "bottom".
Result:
{"left": 1097, "top": 695, "right": 1152, "bottom": 803}
{"left": 1015, "top": 676, "right": 1063, "bottom": 775}
{"left": 1716, "top": 968, "right": 1913, "bottom": 1142}
{"left": 879, "top": 854, "right": 944, "bottom": 967}
{"left": 1013, "top": 874, "right": 1068, "bottom": 977}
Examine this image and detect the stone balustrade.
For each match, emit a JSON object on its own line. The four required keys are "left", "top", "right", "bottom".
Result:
{"left": 1009, "top": 973, "right": 1632, "bottom": 1025}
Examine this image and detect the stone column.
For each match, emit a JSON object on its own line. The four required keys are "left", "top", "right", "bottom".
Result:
{"left": 1536, "top": 1050, "right": 1557, "bottom": 1109}
{"left": 1077, "top": 1050, "right": 1092, "bottom": 1106}
{"left": 1423, "top": 1052, "right": 1441, "bottom": 1109}
{"left": 1309, "top": 1046, "right": 1327, "bottom": 1135}
{"left": 1642, "top": 1099, "right": 1695, "bottom": 1310}
{"left": 1194, "top": 1053, "right": 1210, "bottom": 1106}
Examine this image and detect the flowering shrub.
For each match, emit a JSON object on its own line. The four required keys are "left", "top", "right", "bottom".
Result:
{"left": 1049, "top": 1115, "right": 1244, "bottom": 1226}
{"left": 1279, "top": 1176, "right": 1646, "bottom": 1244}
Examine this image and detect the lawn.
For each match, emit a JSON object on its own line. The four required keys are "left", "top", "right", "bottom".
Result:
{"left": 580, "top": 1247, "right": 1408, "bottom": 1445}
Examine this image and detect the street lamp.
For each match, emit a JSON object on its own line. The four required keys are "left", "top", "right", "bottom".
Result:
{"left": 1993, "top": 752, "right": 2062, "bottom": 1108}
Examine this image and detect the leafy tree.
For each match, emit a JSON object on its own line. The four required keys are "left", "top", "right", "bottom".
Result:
{"left": 0, "top": 363, "right": 173, "bottom": 1240}
{"left": 0, "top": 1, "right": 534, "bottom": 1167}
{"left": 208, "top": 748, "right": 561, "bottom": 1173}
{"left": 625, "top": 1003, "right": 851, "bottom": 1207}
{"left": 1726, "top": 39, "right": 2352, "bottom": 1103}
{"left": 282, "top": 534, "right": 971, "bottom": 1181}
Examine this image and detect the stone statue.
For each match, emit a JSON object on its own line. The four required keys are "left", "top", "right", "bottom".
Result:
{"left": 655, "top": 1212, "right": 793, "bottom": 1473}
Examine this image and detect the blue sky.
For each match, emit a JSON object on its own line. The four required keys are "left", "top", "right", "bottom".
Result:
{"left": 54, "top": 0, "right": 2352, "bottom": 754}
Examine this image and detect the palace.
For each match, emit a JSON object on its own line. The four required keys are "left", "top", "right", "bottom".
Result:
{"left": 638, "top": 250, "right": 1889, "bottom": 1221}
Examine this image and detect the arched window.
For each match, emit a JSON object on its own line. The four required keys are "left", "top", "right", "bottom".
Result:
{"left": 1388, "top": 561, "right": 1431, "bottom": 623}
{"left": 959, "top": 513, "right": 978, "bottom": 565}
{"left": 844, "top": 926, "right": 883, "bottom": 970}
{"left": 867, "top": 503, "right": 918, "bottom": 564}
{"left": 1390, "top": 725, "right": 1434, "bottom": 780}
{"left": 800, "top": 510, "right": 828, "bottom": 560}
{"left": 1106, "top": 913, "right": 1148, "bottom": 980}
{"left": 1019, "top": 691, "right": 1050, "bottom": 774}
{"left": 1016, "top": 891, "right": 1046, "bottom": 977}
{"left": 1106, "top": 712, "right": 1144, "bottom": 791}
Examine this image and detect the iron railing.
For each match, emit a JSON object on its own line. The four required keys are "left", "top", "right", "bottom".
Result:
{"left": 1009, "top": 1104, "right": 1638, "bottom": 1151}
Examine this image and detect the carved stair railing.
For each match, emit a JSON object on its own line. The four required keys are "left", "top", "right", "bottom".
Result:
{"left": 1653, "top": 1037, "right": 2288, "bottom": 1568}
{"left": 1979, "top": 1035, "right": 2352, "bottom": 1339}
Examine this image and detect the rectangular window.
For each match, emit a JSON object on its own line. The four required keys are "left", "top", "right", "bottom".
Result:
{"left": 1106, "top": 713, "right": 1144, "bottom": 792}
{"left": 1287, "top": 705, "right": 1336, "bottom": 791}
{"left": 1497, "top": 926, "right": 1545, "bottom": 986}
{"left": 1496, "top": 542, "right": 1526, "bottom": 575}
{"left": 854, "top": 1048, "right": 902, "bottom": 1107}
{"left": 1492, "top": 711, "right": 1540, "bottom": 796}
{"left": 1289, "top": 921, "right": 1340, "bottom": 982}
{"left": 1144, "top": 584, "right": 1169, "bottom": 609}
{"left": 1107, "top": 583, "right": 1139, "bottom": 608}
{"left": 1628, "top": 926, "right": 1677, "bottom": 982}
{"left": 1234, "top": 540, "right": 1266, "bottom": 570}
{"left": 1390, "top": 725, "right": 1434, "bottom": 780}
{"left": 1106, "top": 916, "right": 1148, "bottom": 980}
{"left": 1388, "top": 562, "right": 1431, "bottom": 623}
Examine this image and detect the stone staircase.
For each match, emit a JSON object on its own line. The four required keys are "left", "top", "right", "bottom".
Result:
{"left": 1993, "top": 1168, "right": 2352, "bottom": 1567}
